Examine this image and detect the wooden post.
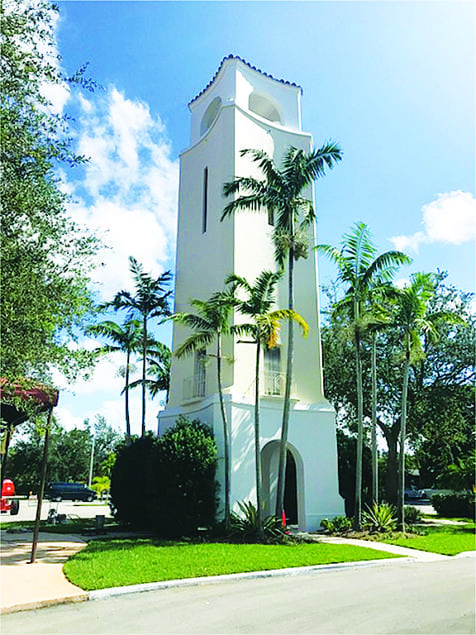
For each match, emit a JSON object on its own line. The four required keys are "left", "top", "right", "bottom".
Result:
{"left": 29, "top": 406, "right": 53, "bottom": 564}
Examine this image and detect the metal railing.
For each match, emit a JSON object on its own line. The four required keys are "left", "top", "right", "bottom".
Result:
{"left": 263, "top": 371, "right": 286, "bottom": 396}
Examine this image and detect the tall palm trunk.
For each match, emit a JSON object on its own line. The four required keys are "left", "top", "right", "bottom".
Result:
{"left": 276, "top": 246, "right": 294, "bottom": 518}
{"left": 216, "top": 334, "right": 230, "bottom": 531}
{"left": 371, "top": 332, "right": 378, "bottom": 502}
{"left": 398, "top": 339, "right": 411, "bottom": 529}
{"left": 254, "top": 338, "right": 264, "bottom": 538}
{"left": 354, "top": 321, "right": 364, "bottom": 530}
{"left": 124, "top": 348, "right": 131, "bottom": 441}
{"left": 141, "top": 315, "right": 147, "bottom": 437}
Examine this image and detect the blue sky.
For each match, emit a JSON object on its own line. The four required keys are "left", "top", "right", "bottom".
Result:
{"left": 50, "top": 0, "right": 475, "bottom": 435}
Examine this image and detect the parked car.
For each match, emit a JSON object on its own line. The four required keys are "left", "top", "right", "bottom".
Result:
{"left": 404, "top": 485, "right": 425, "bottom": 501}
{"left": 1, "top": 479, "right": 20, "bottom": 515}
{"left": 45, "top": 482, "right": 96, "bottom": 502}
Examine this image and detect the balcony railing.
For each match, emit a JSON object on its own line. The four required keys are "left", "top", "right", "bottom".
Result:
{"left": 263, "top": 371, "right": 286, "bottom": 396}
{"left": 183, "top": 375, "right": 206, "bottom": 401}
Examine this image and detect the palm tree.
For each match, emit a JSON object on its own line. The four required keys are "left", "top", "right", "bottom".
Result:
{"left": 365, "top": 284, "right": 402, "bottom": 503}
{"left": 86, "top": 318, "right": 143, "bottom": 440}
{"left": 172, "top": 289, "right": 237, "bottom": 531}
{"left": 316, "top": 222, "right": 410, "bottom": 529}
{"left": 129, "top": 340, "right": 171, "bottom": 402}
{"left": 222, "top": 144, "right": 342, "bottom": 517}
{"left": 392, "top": 272, "right": 463, "bottom": 529}
{"left": 104, "top": 257, "right": 172, "bottom": 437}
{"left": 226, "top": 270, "right": 309, "bottom": 536}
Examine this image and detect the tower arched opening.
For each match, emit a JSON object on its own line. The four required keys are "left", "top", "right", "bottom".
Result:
{"left": 248, "top": 92, "right": 281, "bottom": 124}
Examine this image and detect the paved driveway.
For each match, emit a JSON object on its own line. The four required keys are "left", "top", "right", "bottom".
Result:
{"left": 1, "top": 498, "right": 111, "bottom": 524}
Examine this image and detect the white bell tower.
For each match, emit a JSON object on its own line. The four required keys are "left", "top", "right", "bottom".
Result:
{"left": 159, "top": 56, "right": 343, "bottom": 530}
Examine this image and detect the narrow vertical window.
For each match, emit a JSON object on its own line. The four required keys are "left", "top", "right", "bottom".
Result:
{"left": 264, "top": 346, "right": 281, "bottom": 395}
{"left": 194, "top": 349, "right": 206, "bottom": 398}
{"left": 202, "top": 167, "right": 208, "bottom": 233}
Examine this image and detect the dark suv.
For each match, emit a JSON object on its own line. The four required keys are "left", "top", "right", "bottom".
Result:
{"left": 45, "top": 482, "right": 96, "bottom": 502}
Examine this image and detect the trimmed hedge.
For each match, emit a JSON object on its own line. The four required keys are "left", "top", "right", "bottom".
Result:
{"left": 431, "top": 492, "right": 475, "bottom": 520}
{"left": 110, "top": 417, "right": 218, "bottom": 537}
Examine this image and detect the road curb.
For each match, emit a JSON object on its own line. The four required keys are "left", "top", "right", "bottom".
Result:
{"left": 1, "top": 593, "right": 89, "bottom": 615}
{"left": 88, "top": 556, "right": 416, "bottom": 602}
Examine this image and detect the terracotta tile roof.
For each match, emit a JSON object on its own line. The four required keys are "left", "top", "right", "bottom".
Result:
{"left": 189, "top": 54, "right": 302, "bottom": 106}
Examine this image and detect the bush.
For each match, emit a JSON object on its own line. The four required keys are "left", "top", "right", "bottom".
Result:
{"left": 362, "top": 502, "right": 397, "bottom": 533}
{"left": 403, "top": 505, "right": 423, "bottom": 525}
{"left": 431, "top": 492, "right": 475, "bottom": 520}
{"left": 230, "top": 500, "right": 287, "bottom": 542}
{"left": 320, "top": 515, "right": 352, "bottom": 533}
{"left": 152, "top": 417, "right": 219, "bottom": 537}
{"left": 110, "top": 434, "right": 158, "bottom": 528}
{"left": 110, "top": 417, "right": 219, "bottom": 536}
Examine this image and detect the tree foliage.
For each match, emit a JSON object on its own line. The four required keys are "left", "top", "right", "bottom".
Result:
{"left": 6, "top": 415, "right": 121, "bottom": 494}
{"left": 322, "top": 272, "right": 475, "bottom": 507}
{"left": 0, "top": 0, "right": 100, "bottom": 380}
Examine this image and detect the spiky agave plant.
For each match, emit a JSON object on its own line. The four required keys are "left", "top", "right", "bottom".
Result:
{"left": 362, "top": 502, "right": 397, "bottom": 533}
{"left": 230, "top": 500, "right": 286, "bottom": 541}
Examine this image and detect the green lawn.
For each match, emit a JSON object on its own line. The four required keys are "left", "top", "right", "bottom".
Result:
{"left": 382, "top": 523, "right": 476, "bottom": 556}
{"left": 63, "top": 539, "right": 401, "bottom": 591}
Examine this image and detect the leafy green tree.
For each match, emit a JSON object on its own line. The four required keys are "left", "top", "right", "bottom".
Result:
{"left": 438, "top": 450, "right": 476, "bottom": 492}
{"left": 86, "top": 319, "right": 143, "bottom": 440}
{"left": 226, "top": 270, "right": 309, "bottom": 535}
{"left": 321, "top": 273, "right": 474, "bottom": 507}
{"left": 172, "top": 289, "right": 237, "bottom": 531}
{"left": 222, "top": 144, "right": 342, "bottom": 517}
{"left": 7, "top": 415, "right": 121, "bottom": 493}
{"left": 83, "top": 414, "right": 122, "bottom": 477}
{"left": 1, "top": 0, "right": 100, "bottom": 380}
{"left": 316, "top": 222, "right": 410, "bottom": 529}
{"left": 104, "top": 257, "right": 172, "bottom": 437}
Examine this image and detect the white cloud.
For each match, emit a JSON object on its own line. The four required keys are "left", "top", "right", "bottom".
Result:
{"left": 391, "top": 190, "right": 476, "bottom": 253}
{"left": 56, "top": 392, "right": 161, "bottom": 436}
{"left": 67, "top": 86, "right": 179, "bottom": 298}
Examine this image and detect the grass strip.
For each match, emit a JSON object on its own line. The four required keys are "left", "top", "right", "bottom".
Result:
{"left": 64, "top": 539, "right": 401, "bottom": 591}
{"left": 382, "top": 523, "right": 475, "bottom": 556}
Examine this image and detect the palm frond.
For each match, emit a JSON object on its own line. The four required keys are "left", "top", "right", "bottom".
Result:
{"left": 174, "top": 331, "right": 215, "bottom": 358}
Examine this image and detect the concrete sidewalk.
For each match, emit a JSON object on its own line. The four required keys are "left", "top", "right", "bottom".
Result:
{"left": 0, "top": 528, "right": 466, "bottom": 615}
{"left": 0, "top": 530, "right": 88, "bottom": 614}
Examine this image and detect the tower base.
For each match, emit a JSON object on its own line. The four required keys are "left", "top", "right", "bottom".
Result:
{"left": 158, "top": 394, "right": 344, "bottom": 531}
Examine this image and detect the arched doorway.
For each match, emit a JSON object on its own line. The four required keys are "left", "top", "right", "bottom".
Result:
{"left": 261, "top": 441, "right": 302, "bottom": 526}
{"left": 284, "top": 450, "right": 298, "bottom": 524}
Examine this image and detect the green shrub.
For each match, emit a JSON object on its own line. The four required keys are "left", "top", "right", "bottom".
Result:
{"left": 362, "top": 502, "right": 397, "bottom": 533}
{"left": 151, "top": 417, "right": 219, "bottom": 537}
{"left": 110, "top": 434, "right": 158, "bottom": 528}
{"left": 110, "top": 417, "right": 219, "bottom": 536}
{"left": 320, "top": 515, "right": 352, "bottom": 533}
{"left": 403, "top": 505, "right": 423, "bottom": 525}
{"left": 431, "top": 492, "right": 475, "bottom": 520}
{"left": 230, "top": 500, "right": 287, "bottom": 542}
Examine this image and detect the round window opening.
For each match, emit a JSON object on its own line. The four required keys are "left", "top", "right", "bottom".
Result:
{"left": 200, "top": 97, "right": 222, "bottom": 136}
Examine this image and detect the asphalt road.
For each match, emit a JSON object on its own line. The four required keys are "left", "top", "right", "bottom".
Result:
{"left": 3, "top": 557, "right": 474, "bottom": 634}
{"left": 1, "top": 498, "right": 111, "bottom": 523}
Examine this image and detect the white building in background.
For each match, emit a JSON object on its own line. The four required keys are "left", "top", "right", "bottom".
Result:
{"left": 158, "top": 55, "right": 343, "bottom": 530}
